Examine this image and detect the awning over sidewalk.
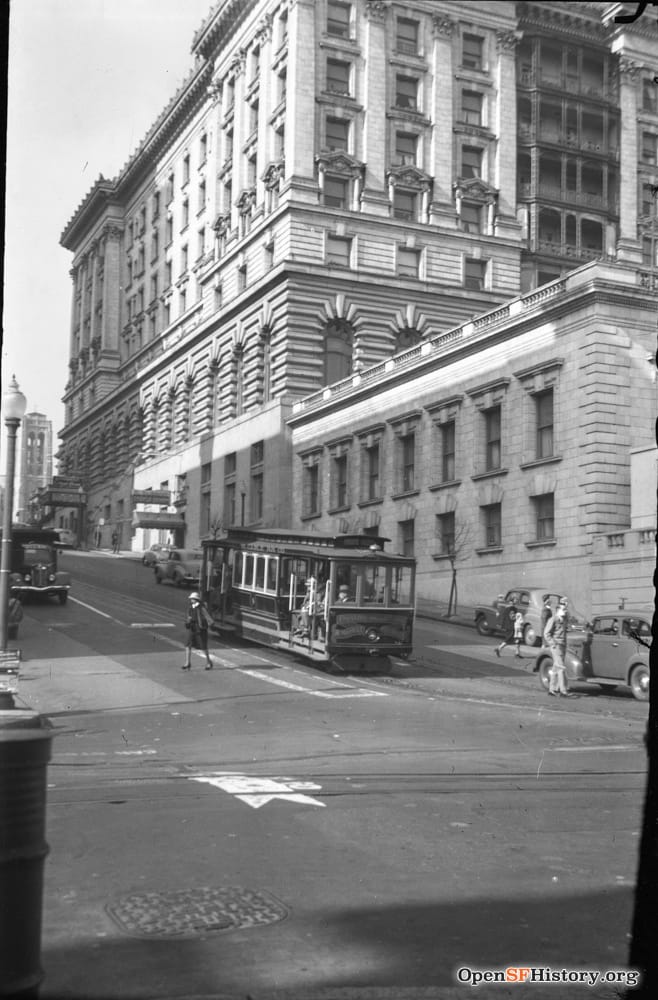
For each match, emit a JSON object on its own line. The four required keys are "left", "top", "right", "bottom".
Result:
{"left": 132, "top": 512, "right": 185, "bottom": 530}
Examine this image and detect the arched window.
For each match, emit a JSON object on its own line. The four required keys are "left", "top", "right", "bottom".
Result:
{"left": 323, "top": 318, "right": 353, "bottom": 385}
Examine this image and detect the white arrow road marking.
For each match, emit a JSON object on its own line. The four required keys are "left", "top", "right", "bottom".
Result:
{"left": 190, "top": 772, "right": 326, "bottom": 808}
{"left": 238, "top": 668, "right": 387, "bottom": 698}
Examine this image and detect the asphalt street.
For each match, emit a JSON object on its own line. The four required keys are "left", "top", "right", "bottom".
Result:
{"left": 7, "top": 550, "right": 648, "bottom": 1000}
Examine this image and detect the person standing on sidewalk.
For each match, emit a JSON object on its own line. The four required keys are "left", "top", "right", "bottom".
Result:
{"left": 544, "top": 599, "right": 574, "bottom": 697}
{"left": 495, "top": 601, "right": 519, "bottom": 658}
{"left": 182, "top": 592, "right": 214, "bottom": 671}
{"left": 540, "top": 595, "right": 552, "bottom": 646}
{"left": 111, "top": 530, "right": 120, "bottom": 554}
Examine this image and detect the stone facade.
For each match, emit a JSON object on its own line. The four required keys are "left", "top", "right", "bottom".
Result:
{"left": 56, "top": 1, "right": 658, "bottom": 562}
{"left": 288, "top": 261, "right": 656, "bottom": 617}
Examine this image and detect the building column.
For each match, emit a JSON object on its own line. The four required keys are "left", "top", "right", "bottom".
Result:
{"left": 282, "top": 0, "right": 317, "bottom": 203}
{"left": 361, "top": 0, "right": 390, "bottom": 216}
{"left": 429, "top": 14, "right": 456, "bottom": 226}
{"left": 616, "top": 56, "right": 643, "bottom": 264}
{"left": 494, "top": 30, "right": 522, "bottom": 240}
{"left": 68, "top": 265, "right": 79, "bottom": 360}
{"left": 89, "top": 245, "right": 99, "bottom": 347}
{"left": 100, "top": 224, "right": 122, "bottom": 356}
{"left": 256, "top": 13, "right": 274, "bottom": 200}
{"left": 231, "top": 50, "right": 248, "bottom": 211}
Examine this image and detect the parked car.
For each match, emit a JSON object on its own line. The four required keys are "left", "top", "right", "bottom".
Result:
{"left": 142, "top": 543, "right": 170, "bottom": 568}
{"left": 534, "top": 610, "right": 651, "bottom": 702}
{"left": 154, "top": 549, "right": 203, "bottom": 587}
{"left": 54, "top": 528, "right": 79, "bottom": 549}
{"left": 475, "top": 588, "right": 587, "bottom": 647}
{"left": 4, "top": 527, "right": 71, "bottom": 605}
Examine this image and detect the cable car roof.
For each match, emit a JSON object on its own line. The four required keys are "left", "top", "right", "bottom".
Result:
{"left": 202, "top": 527, "right": 414, "bottom": 562}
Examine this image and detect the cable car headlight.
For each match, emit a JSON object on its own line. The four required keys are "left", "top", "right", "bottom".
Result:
{"left": 366, "top": 628, "right": 380, "bottom": 643}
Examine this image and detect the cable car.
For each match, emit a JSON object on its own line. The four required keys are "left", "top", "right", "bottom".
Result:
{"left": 200, "top": 527, "right": 416, "bottom": 673}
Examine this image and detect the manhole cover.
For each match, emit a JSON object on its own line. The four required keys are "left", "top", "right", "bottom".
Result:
{"left": 106, "top": 886, "right": 288, "bottom": 938}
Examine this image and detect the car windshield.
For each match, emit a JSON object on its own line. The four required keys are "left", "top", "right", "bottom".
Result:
{"left": 22, "top": 545, "right": 53, "bottom": 565}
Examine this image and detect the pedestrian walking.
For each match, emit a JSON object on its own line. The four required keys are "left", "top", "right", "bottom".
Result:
{"left": 543, "top": 598, "right": 574, "bottom": 697}
{"left": 182, "top": 591, "right": 214, "bottom": 671}
{"left": 512, "top": 610, "right": 524, "bottom": 658}
{"left": 540, "top": 595, "right": 553, "bottom": 646}
{"left": 495, "top": 602, "right": 519, "bottom": 658}
{"left": 111, "top": 530, "right": 119, "bottom": 554}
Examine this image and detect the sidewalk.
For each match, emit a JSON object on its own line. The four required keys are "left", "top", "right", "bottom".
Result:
{"left": 416, "top": 597, "right": 477, "bottom": 631}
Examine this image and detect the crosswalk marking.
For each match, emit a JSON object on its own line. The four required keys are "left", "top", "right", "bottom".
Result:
{"left": 238, "top": 667, "right": 387, "bottom": 698}
{"left": 190, "top": 772, "right": 326, "bottom": 808}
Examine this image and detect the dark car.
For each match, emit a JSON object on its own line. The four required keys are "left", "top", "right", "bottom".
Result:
{"left": 5, "top": 527, "right": 71, "bottom": 605}
{"left": 534, "top": 610, "right": 651, "bottom": 701}
{"left": 154, "top": 549, "right": 203, "bottom": 588}
{"left": 475, "top": 588, "right": 587, "bottom": 647}
{"left": 142, "top": 543, "right": 170, "bottom": 568}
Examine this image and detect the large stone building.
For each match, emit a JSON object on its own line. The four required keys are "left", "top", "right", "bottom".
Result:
{"left": 17, "top": 412, "right": 53, "bottom": 522}
{"left": 57, "top": 1, "right": 657, "bottom": 591}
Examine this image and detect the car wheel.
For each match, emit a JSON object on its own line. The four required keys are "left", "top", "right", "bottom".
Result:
{"left": 475, "top": 616, "right": 491, "bottom": 637}
{"left": 523, "top": 623, "right": 539, "bottom": 647}
{"left": 58, "top": 592, "right": 68, "bottom": 605}
{"left": 629, "top": 663, "right": 650, "bottom": 702}
{"left": 537, "top": 657, "right": 553, "bottom": 691}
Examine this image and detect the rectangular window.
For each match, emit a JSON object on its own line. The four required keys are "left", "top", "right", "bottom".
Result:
{"left": 484, "top": 406, "right": 501, "bottom": 471}
{"left": 166, "top": 173, "right": 175, "bottom": 204}
{"left": 250, "top": 474, "right": 264, "bottom": 521}
{"left": 534, "top": 493, "right": 555, "bottom": 540}
{"left": 395, "top": 131, "right": 417, "bottom": 166}
{"left": 198, "top": 179, "right": 206, "bottom": 213}
{"left": 461, "top": 90, "right": 483, "bottom": 125}
{"left": 465, "top": 257, "right": 486, "bottom": 290}
{"left": 395, "top": 75, "right": 418, "bottom": 110}
{"left": 182, "top": 198, "right": 189, "bottom": 229}
{"left": 441, "top": 421, "right": 455, "bottom": 482}
{"left": 225, "top": 452, "right": 237, "bottom": 476}
{"left": 461, "top": 202, "right": 482, "bottom": 233}
{"left": 332, "top": 454, "right": 348, "bottom": 508}
{"left": 396, "top": 17, "right": 418, "bottom": 55}
{"left": 365, "top": 443, "right": 380, "bottom": 500}
{"left": 482, "top": 503, "right": 501, "bottom": 548}
{"left": 326, "top": 116, "right": 349, "bottom": 151}
{"left": 327, "top": 58, "right": 351, "bottom": 96}
{"left": 199, "top": 132, "right": 208, "bottom": 162}
{"left": 165, "top": 260, "right": 172, "bottom": 288}
{"left": 238, "top": 263, "right": 247, "bottom": 291}
{"left": 397, "top": 247, "right": 419, "bottom": 277}
{"left": 462, "top": 33, "right": 483, "bottom": 71}
{"left": 251, "top": 440, "right": 264, "bottom": 466}
{"left": 393, "top": 189, "right": 417, "bottom": 221}
{"left": 197, "top": 228, "right": 205, "bottom": 260}
{"left": 165, "top": 216, "right": 173, "bottom": 244}
{"left": 151, "top": 231, "right": 159, "bottom": 261}
{"left": 461, "top": 145, "right": 482, "bottom": 178}
{"left": 304, "top": 464, "right": 320, "bottom": 516}
{"left": 400, "top": 433, "right": 415, "bottom": 492}
{"left": 224, "top": 482, "right": 236, "bottom": 526}
{"left": 642, "top": 132, "right": 657, "bottom": 164}
{"left": 152, "top": 191, "right": 161, "bottom": 218}
{"left": 643, "top": 78, "right": 657, "bottom": 113}
{"left": 327, "top": 1, "right": 350, "bottom": 38}
{"left": 182, "top": 154, "right": 190, "bottom": 186}
{"left": 436, "top": 512, "right": 455, "bottom": 555}
{"left": 327, "top": 235, "right": 352, "bottom": 267}
{"left": 535, "top": 389, "right": 554, "bottom": 459}
{"left": 181, "top": 245, "right": 188, "bottom": 273}
{"left": 324, "top": 176, "right": 349, "bottom": 209}
{"left": 641, "top": 183, "right": 657, "bottom": 218}
{"left": 398, "top": 518, "right": 415, "bottom": 557}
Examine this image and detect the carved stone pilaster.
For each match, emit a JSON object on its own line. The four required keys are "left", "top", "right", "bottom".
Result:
{"left": 432, "top": 14, "right": 455, "bottom": 38}
{"left": 256, "top": 12, "right": 273, "bottom": 43}
{"left": 230, "top": 49, "right": 247, "bottom": 77}
{"left": 365, "top": 1, "right": 387, "bottom": 22}
{"left": 206, "top": 80, "right": 222, "bottom": 104}
{"left": 496, "top": 30, "right": 520, "bottom": 53}
{"left": 619, "top": 57, "right": 642, "bottom": 82}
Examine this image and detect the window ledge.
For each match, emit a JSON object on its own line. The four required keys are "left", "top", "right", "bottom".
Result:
{"left": 471, "top": 468, "right": 509, "bottom": 482}
{"left": 475, "top": 545, "right": 503, "bottom": 555}
{"left": 525, "top": 538, "right": 557, "bottom": 548}
{"left": 391, "top": 489, "right": 420, "bottom": 500}
{"left": 431, "top": 552, "right": 454, "bottom": 561}
{"left": 357, "top": 498, "right": 384, "bottom": 508}
{"left": 328, "top": 504, "right": 351, "bottom": 515}
{"left": 429, "top": 479, "right": 462, "bottom": 492}
{"left": 519, "top": 455, "right": 563, "bottom": 470}
{"left": 300, "top": 512, "right": 322, "bottom": 522}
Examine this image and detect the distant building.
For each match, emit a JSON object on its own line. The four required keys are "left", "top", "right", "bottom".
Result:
{"left": 17, "top": 412, "right": 53, "bottom": 521}
{"left": 56, "top": 1, "right": 658, "bottom": 562}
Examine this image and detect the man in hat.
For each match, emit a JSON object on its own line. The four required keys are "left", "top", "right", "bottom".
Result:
{"left": 182, "top": 592, "right": 214, "bottom": 670}
{"left": 543, "top": 599, "right": 573, "bottom": 696}
{"left": 337, "top": 584, "right": 353, "bottom": 603}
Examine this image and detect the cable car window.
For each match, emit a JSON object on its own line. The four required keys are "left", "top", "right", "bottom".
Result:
{"left": 280, "top": 558, "right": 310, "bottom": 602}
{"left": 266, "top": 557, "right": 278, "bottom": 592}
{"left": 255, "top": 556, "right": 266, "bottom": 590}
{"left": 392, "top": 565, "right": 413, "bottom": 605}
{"left": 244, "top": 554, "right": 255, "bottom": 588}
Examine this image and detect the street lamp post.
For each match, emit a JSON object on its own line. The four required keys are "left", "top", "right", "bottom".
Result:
{"left": 0, "top": 376, "right": 28, "bottom": 650}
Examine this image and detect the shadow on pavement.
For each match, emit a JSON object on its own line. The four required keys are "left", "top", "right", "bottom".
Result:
{"left": 39, "top": 885, "right": 635, "bottom": 999}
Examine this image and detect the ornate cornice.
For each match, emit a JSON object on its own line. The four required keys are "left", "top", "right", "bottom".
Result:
{"left": 365, "top": 1, "right": 387, "bottom": 23}
{"left": 496, "top": 30, "right": 521, "bottom": 52}
{"left": 619, "top": 56, "right": 643, "bottom": 79}
{"left": 316, "top": 150, "right": 365, "bottom": 178}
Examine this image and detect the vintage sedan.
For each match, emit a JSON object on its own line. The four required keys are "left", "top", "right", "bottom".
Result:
{"left": 534, "top": 610, "right": 651, "bottom": 701}
{"left": 154, "top": 549, "right": 203, "bottom": 588}
{"left": 142, "top": 543, "right": 170, "bottom": 568}
{"left": 474, "top": 588, "right": 586, "bottom": 647}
